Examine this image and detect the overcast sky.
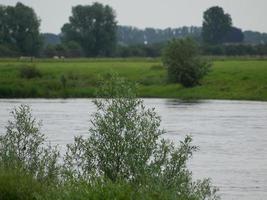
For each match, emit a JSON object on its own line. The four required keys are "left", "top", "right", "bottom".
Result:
{"left": 0, "top": 0, "right": 266, "bottom": 34}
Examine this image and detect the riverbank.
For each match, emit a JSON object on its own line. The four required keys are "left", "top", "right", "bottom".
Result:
{"left": 0, "top": 58, "right": 267, "bottom": 100}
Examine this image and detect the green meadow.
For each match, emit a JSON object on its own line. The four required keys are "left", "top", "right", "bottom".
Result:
{"left": 0, "top": 58, "right": 267, "bottom": 100}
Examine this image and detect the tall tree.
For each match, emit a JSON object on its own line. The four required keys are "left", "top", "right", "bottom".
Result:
{"left": 202, "top": 6, "right": 232, "bottom": 45}
{"left": 61, "top": 3, "right": 117, "bottom": 57}
{"left": 0, "top": 3, "right": 42, "bottom": 56}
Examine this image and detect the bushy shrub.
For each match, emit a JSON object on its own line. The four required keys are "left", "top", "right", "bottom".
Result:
{"left": 43, "top": 179, "right": 218, "bottom": 200}
{"left": 0, "top": 105, "right": 60, "bottom": 182}
{"left": 0, "top": 168, "right": 46, "bottom": 200}
{"left": 63, "top": 74, "right": 219, "bottom": 199}
{"left": 19, "top": 65, "right": 42, "bottom": 79}
{"left": 163, "top": 38, "right": 211, "bottom": 87}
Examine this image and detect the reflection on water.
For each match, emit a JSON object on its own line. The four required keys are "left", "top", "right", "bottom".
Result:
{"left": 0, "top": 99, "right": 267, "bottom": 200}
{"left": 165, "top": 99, "right": 205, "bottom": 105}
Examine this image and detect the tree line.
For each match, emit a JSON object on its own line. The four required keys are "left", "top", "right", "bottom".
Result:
{"left": 1, "top": 2, "right": 267, "bottom": 58}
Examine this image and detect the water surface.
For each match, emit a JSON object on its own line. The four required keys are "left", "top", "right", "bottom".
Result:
{"left": 0, "top": 99, "right": 267, "bottom": 200}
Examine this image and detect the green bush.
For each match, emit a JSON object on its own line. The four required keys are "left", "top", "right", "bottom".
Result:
{"left": 0, "top": 105, "right": 60, "bottom": 182}
{"left": 63, "top": 74, "right": 219, "bottom": 199}
{"left": 19, "top": 65, "right": 42, "bottom": 79}
{"left": 0, "top": 168, "right": 45, "bottom": 200}
{"left": 163, "top": 38, "right": 211, "bottom": 87}
{"left": 42, "top": 179, "right": 216, "bottom": 200}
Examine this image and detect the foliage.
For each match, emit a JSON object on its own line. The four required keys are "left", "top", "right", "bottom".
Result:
{"left": 42, "top": 179, "right": 219, "bottom": 200}
{"left": 1, "top": 59, "right": 267, "bottom": 100}
{"left": 0, "top": 105, "right": 60, "bottom": 182}
{"left": 64, "top": 41, "right": 83, "bottom": 57}
{"left": 0, "top": 75, "right": 220, "bottom": 199}
{"left": 202, "top": 43, "right": 267, "bottom": 56}
{"left": 202, "top": 6, "right": 232, "bottom": 45}
{"left": 222, "top": 27, "right": 244, "bottom": 44}
{"left": 62, "top": 74, "right": 218, "bottom": 199}
{"left": 0, "top": 45, "right": 19, "bottom": 57}
{"left": 244, "top": 31, "right": 267, "bottom": 45}
{"left": 0, "top": 3, "right": 43, "bottom": 56}
{"left": 40, "top": 181, "right": 136, "bottom": 200}
{"left": 61, "top": 2, "right": 117, "bottom": 57}
{"left": 163, "top": 38, "right": 211, "bottom": 87}
{"left": 0, "top": 175, "right": 216, "bottom": 200}
{"left": 118, "top": 25, "right": 267, "bottom": 47}
{"left": 19, "top": 65, "right": 42, "bottom": 79}
{"left": 114, "top": 42, "right": 267, "bottom": 58}
{"left": 43, "top": 41, "right": 83, "bottom": 58}
{"left": 117, "top": 25, "right": 202, "bottom": 46}
{"left": 0, "top": 168, "right": 46, "bottom": 200}
{"left": 42, "top": 33, "right": 61, "bottom": 46}
{"left": 115, "top": 43, "right": 165, "bottom": 57}
{"left": 43, "top": 44, "right": 57, "bottom": 57}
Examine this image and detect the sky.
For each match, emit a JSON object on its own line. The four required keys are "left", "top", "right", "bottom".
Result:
{"left": 0, "top": 0, "right": 266, "bottom": 34}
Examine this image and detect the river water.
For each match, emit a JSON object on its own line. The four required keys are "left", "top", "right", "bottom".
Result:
{"left": 0, "top": 99, "right": 267, "bottom": 200}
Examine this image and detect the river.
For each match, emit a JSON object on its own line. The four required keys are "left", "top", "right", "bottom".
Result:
{"left": 0, "top": 99, "right": 267, "bottom": 200}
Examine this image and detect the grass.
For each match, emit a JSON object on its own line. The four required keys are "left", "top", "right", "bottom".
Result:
{"left": 0, "top": 168, "right": 191, "bottom": 200}
{"left": 0, "top": 168, "right": 46, "bottom": 200}
{"left": 0, "top": 58, "right": 267, "bottom": 100}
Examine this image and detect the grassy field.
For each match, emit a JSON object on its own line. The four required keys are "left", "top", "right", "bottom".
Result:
{"left": 0, "top": 58, "right": 267, "bottom": 100}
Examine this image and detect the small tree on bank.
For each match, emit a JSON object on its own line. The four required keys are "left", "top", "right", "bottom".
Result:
{"left": 63, "top": 74, "right": 219, "bottom": 199}
{"left": 0, "top": 105, "right": 60, "bottom": 182}
{"left": 163, "top": 38, "right": 211, "bottom": 87}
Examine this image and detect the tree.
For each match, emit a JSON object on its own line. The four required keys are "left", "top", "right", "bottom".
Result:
{"left": 61, "top": 3, "right": 117, "bottom": 57}
{"left": 62, "top": 74, "right": 218, "bottom": 199}
{"left": 65, "top": 41, "right": 83, "bottom": 57}
{"left": 0, "top": 105, "right": 60, "bottom": 182}
{"left": 43, "top": 42, "right": 83, "bottom": 58}
{"left": 163, "top": 38, "right": 210, "bottom": 87}
{"left": 202, "top": 6, "right": 232, "bottom": 45}
{"left": 0, "top": 3, "right": 43, "bottom": 56}
{"left": 0, "top": 44, "right": 19, "bottom": 57}
{"left": 223, "top": 27, "right": 244, "bottom": 43}
{"left": 42, "top": 33, "right": 61, "bottom": 46}
{"left": 43, "top": 44, "right": 57, "bottom": 57}
{"left": 117, "top": 25, "right": 202, "bottom": 46}
{"left": 243, "top": 31, "right": 267, "bottom": 45}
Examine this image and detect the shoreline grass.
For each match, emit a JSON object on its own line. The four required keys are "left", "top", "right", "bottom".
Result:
{"left": 0, "top": 58, "right": 267, "bottom": 101}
